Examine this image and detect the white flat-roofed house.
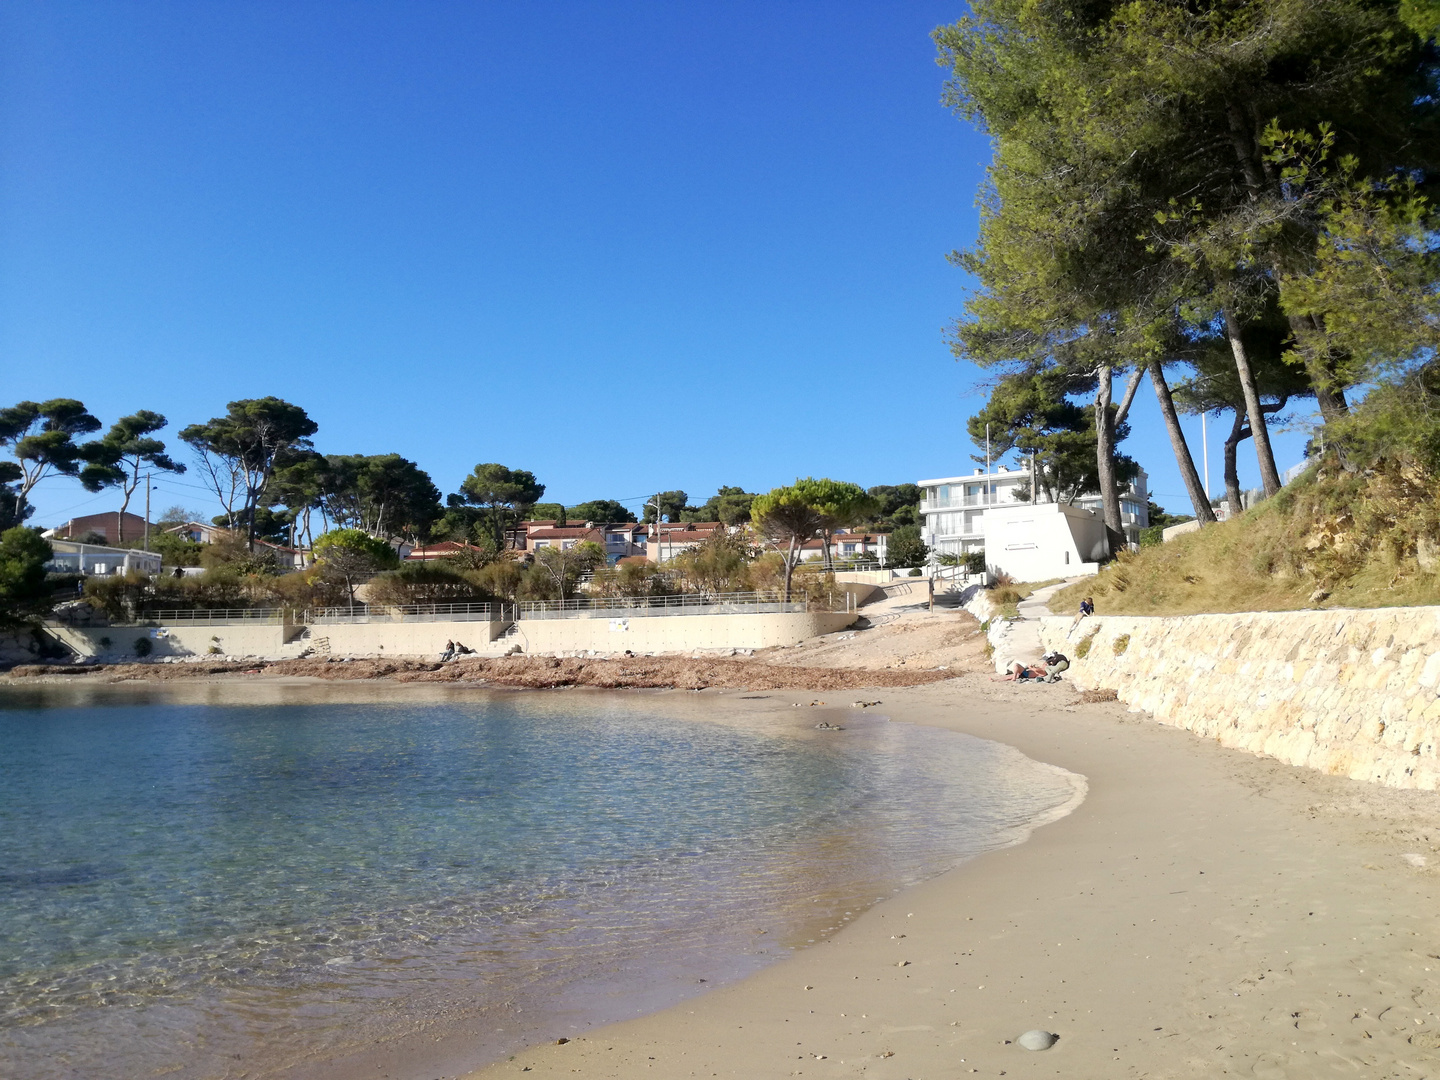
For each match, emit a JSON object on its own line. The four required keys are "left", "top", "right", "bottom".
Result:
{"left": 918, "top": 465, "right": 1150, "bottom": 558}
{"left": 982, "top": 502, "right": 1109, "bottom": 581}
{"left": 45, "top": 539, "right": 162, "bottom": 577}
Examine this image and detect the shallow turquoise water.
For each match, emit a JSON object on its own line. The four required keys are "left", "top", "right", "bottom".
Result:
{"left": 0, "top": 685, "right": 1078, "bottom": 1079}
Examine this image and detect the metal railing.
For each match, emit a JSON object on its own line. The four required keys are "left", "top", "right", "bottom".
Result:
{"left": 135, "top": 608, "right": 286, "bottom": 625}
{"left": 98, "top": 591, "right": 837, "bottom": 628}
{"left": 920, "top": 496, "right": 989, "bottom": 512}
{"left": 516, "top": 591, "right": 811, "bottom": 619}
{"left": 300, "top": 602, "right": 497, "bottom": 625}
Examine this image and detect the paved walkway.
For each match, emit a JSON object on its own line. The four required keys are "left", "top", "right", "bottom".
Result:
{"left": 991, "top": 580, "right": 1069, "bottom": 669}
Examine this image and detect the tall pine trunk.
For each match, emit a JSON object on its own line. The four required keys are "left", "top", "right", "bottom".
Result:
{"left": 1094, "top": 365, "right": 1123, "bottom": 535}
{"left": 1223, "top": 307, "right": 1282, "bottom": 497}
{"left": 1149, "top": 360, "right": 1218, "bottom": 524}
{"left": 1223, "top": 409, "right": 1246, "bottom": 516}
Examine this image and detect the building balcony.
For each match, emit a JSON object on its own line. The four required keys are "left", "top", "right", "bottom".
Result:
{"left": 920, "top": 496, "right": 990, "bottom": 513}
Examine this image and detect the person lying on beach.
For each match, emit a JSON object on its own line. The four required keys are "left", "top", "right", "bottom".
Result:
{"left": 993, "top": 662, "right": 1047, "bottom": 682}
{"left": 1068, "top": 597, "right": 1095, "bottom": 634}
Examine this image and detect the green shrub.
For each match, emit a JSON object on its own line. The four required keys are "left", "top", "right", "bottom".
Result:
{"left": 1112, "top": 633, "right": 1130, "bottom": 656}
{"left": 366, "top": 561, "right": 492, "bottom": 606}
{"left": 1075, "top": 632, "right": 1098, "bottom": 659}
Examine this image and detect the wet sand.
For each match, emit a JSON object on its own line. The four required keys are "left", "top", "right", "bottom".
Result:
{"left": 454, "top": 674, "right": 1440, "bottom": 1080}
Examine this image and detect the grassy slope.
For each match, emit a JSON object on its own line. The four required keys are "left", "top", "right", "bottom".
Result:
{"left": 1051, "top": 461, "right": 1440, "bottom": 616}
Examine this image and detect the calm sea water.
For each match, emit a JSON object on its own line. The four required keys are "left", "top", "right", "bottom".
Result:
{"left": 0, "top": 684, "right": 1080, "bottom": 1080}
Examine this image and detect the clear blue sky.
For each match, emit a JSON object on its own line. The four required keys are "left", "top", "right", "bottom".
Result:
{"left": 2, "top": 1, "right": 1310, "bottom": 528}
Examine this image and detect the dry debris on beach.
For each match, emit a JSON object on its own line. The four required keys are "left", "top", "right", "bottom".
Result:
{"left": 3, "top": 653, "right": 959, "bottom": 691}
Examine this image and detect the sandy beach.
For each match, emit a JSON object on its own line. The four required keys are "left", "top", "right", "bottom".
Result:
{"left": 442, "top": 674, "right": 1440, "bottom": 1080}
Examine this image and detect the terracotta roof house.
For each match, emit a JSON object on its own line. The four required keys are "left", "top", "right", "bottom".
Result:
{"left": 796, "top": 531, "right": 889, "bottom": 563}
{"left": 526, "top": 522, "right": 648, "bottom": 564}
{"left": 163, "top": 522, "right": 310, "bottom": 569}
{"left": 646, "top": 522, "right": 726, "bottom": 563}
{"left": 403, "top": 541, "right": 490, "bottom": 561}
{"left": 47, "top": 511, "right": 151, "bottom": 544}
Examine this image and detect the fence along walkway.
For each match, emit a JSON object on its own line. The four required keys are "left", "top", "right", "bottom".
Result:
{"left": 515, "top": 591, "right": 818, "bottom": 620}
{"left": 135, "top": 608, "right": 286, "bottom": 625}
{"left": 301, "top": 602, "right": 497, "bottom": 625}
{"left": 126, "top": 592, "right": 834, "bottom": 627}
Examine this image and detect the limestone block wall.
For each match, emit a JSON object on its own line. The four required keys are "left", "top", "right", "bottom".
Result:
{"left": 1039, "top": 608, "right": 1440, "bottom": 790}
{"left": 43, "top": 610, "right": 856, "bottom": 663}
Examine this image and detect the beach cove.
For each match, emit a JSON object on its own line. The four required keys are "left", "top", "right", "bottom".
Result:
{"left": 460, "top": 674, "right": 1440, "bottom": 1080}
{"left": 7, "top": 588, "right": 1440, "bottom": 1080}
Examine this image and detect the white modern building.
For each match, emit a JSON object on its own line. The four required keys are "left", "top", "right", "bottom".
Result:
{"left": 918, "top": 465, "right": 1150, "bottom": 557}
{"left": 44, "top": 539, "right": 163, "bottom": 577}
{"left": 980, "top": 502, "right": 1110, "bottom": 581}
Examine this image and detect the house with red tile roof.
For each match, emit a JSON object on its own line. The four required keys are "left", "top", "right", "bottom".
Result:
{"left": 48, "top": 511, "right": 151, "bottom": 545}
{"left": 646, "top": 521, "right": 726, "bottom": 563}
{"left": 527, "top": 522, "right": 648, "bottom": 564}
{"left": 795, "top": 531, "right": 889, "bottom": 564}
{"left": 403, "top": 541, "right": 490, "bottom": 561}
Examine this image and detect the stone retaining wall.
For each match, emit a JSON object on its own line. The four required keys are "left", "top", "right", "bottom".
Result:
{"left": 41, "top": 610, "right": 857, "bottom": 663}
{"left": 1039, "top": 608, "right": 1440, "bottom": 790}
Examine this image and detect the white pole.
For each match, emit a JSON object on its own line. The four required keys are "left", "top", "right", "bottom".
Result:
{"left": 1201, "top": 413, "right": 1209, "bottom": 500}
{"left": 985, "top": 423, "right": 991, "bottom": 507}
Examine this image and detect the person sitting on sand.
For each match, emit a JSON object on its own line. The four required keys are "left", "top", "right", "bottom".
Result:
{"left": 1069, "top": 596, "right": 1095, "bottom": 634}
{"left": 440, "top": 640, "right": 455, "bottom": 662}
{"left": 993, "top": 661, "right": 1047, "bottom": 682}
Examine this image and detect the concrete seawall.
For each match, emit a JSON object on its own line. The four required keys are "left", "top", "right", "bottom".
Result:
{"left": 43, "top": 610, "right": 858, "bottom": 663}
{"left": 1040, "top": 607, "right": 1440, "bottom": 790}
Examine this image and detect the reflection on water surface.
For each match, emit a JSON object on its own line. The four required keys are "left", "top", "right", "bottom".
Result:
{"left": 0, "top": 682, "right": 1078, "bottom": 1080}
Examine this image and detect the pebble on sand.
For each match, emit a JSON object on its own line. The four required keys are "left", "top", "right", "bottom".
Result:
{"left": 1017, "top": 1029, "right": 1058, "bottom": 1051}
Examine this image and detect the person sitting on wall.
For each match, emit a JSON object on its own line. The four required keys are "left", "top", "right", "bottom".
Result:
{"left": 1041, "top": 650, "right": 1070, "bottom": 682}
{"left": 1068, "top": 596, "right": 1095, "bottom": 634}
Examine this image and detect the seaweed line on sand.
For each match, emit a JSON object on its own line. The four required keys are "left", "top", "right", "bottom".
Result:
{"left": 2, "top": 655, "right": 959, "bottom": 692}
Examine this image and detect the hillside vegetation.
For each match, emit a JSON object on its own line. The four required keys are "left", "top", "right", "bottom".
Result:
{"left": 1052, "top": 460, "right": 1440, "bottom": 617}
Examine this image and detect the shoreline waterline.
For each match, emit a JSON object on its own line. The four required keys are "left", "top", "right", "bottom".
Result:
{"left": 460, "top": 675, "right": 1440, "bottom": 1080}
{"left": 0, "top": 678, "right": 1086, "bottom": 1080}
